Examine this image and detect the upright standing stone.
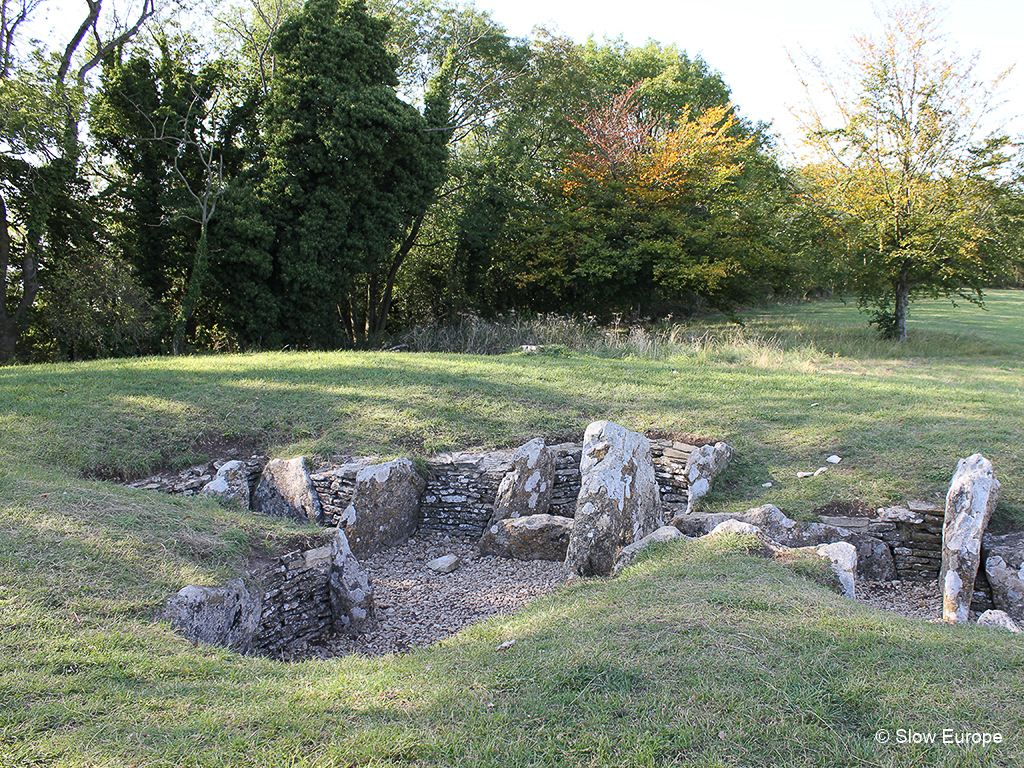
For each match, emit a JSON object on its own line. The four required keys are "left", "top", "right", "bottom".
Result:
{"left": 564, "top": 421, "right": 661, "bottom": 577}
{"left": 252, "top": 457, "right": 322, "bottom": 523}
{"left": 685, "top": 442, "right": 733, "bottom": 514}
{"left": 489, "top": 438, "right": 556, "bottom": 525}
{"left": 329, "top": 527, "right": 377, "bottom": 636}
{"left": 940, "top": 454, "right": 1000, "bottom": 623}
{"left": 816, "top": 542, "right": 858, "bottom": 600}
{"left": 340, "top": 458, "right": 426, "bottom": 555}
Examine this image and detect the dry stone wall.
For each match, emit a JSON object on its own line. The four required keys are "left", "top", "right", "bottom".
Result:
{"left": 409, "top": 439, "right": 694, "bottom": 537}
{"left": 309, "top": 459, "right": 376, "bottom": 527}
{"left": 418, "top": 450, "right": 515, "bottom": 535}
{"left": 841, "top": 502, "right": 946, "bottom": 580}
{"left": 250, "top": 545, "right": 334, "bottom": 654}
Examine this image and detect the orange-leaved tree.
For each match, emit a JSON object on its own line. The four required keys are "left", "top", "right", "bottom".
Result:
{"left": 539, "top": 81, "right": 758, "bottom": 314}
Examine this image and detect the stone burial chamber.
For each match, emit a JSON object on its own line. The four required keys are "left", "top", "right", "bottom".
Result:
{"left": 162, "top": 421, "right": 731, "bottom": 656}
{"left": 159, "top": 422, "right": 1024, "bottom": 654}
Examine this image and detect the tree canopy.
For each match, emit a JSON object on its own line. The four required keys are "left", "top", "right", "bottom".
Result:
{"left": 792, "top": 0, "right": 1017, "bottom": 339}
{"left": 1, "top": 0, "right": 1020, "bottom": 362}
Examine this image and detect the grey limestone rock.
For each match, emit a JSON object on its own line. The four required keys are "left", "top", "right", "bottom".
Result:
{"left": 977, "top": 609, "right": 1022, "bottom": 633}
{"left": 329, "top": 527, "right": 377, "bottom": 636}
{"left": 565, "top": 421, "right": 661, "bottom": 577}
{"left": 490, "top": 438, "right": 556, "bottom": 525}
{"left": 685, "top": 441, "right": 733, "bottom": 513}
{"left": 847, "top": 535, "right": 897, "bottom": 581}
{"left": 340, "top": 458, "right": 426, "bottom": 556}
{"left": 984, "top": 555, "right": 1024, "bottom": 622}
{"left": 163, "top": 577, "right": 262, "bottom": 653}
{"left": 201, "top": 460, "right": 251, "bottom": 508}
{"left": 427, "top": 554, "right": 461, "bottom": 574}
{"left": 940, "top": 454, "right": 1000, "bottom": 622}
{"left": 613, "top": 525, "right": 686, "bottom": 574}
{"left": 252, "top": 457, "right": 322, "bottom": 523}
{"left": 815, "top": 541, "right": 858, "bottom": 599}
{"left": 479, "top": 514, "right": 574, "bottom": 562}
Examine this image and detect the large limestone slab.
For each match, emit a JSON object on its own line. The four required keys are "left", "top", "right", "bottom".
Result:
{"left": 940, "top": 454, "right": 1000, "bottom": 622}
{"left": 613, "top": 525, "right": 686, "bottom": 574}
{"left": 329, "top": 527, "right": 377, "bottom": 636}
{"left": 815, "top": 542, "right": 858, "bottom": 599}
{"left": 479, "top": 513, "right": 574, "bottom": 561}
{"left": 977, "top": 609, "right": 1022, "bottom": 633}
{"left": 201, "top": 460, "right": 251, "bottom": 508}
{"left": 983, "top": 531, "right": 1024, "bottom": 620}
{"left": 985, "top": 555, "right": 1024, "bottom": 622}
{"left": 252, "top": 457, "right": 322, "bottom": 523}
{"left": 565, "top": 421, "right": 661, "bottom": 577}
{"left": 163, "top": 578, "right": 262, "bottom": 653}
{"left": 490, "top": 438, "right": 555, "bottom": 524}
{"left": 340, "top": 458, "right": 426, "bottom": 556}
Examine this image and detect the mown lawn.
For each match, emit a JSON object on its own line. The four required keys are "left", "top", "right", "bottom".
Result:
{"left": 1, "top": 292, "right": 1022, "bottom": 767}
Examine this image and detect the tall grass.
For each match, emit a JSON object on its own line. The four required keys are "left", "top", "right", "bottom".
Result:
{"left": 392, "top": 293, "right": 1022, "bottom": 362}
{"left": 393, "top": 311, "right": 803, "bottom": 361}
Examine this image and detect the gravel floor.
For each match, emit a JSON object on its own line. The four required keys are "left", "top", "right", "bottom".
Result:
{"left": 857, "top": 579, "right": 943, "bottom": 621}
{"left": 305, "top": 532, "right": 565, "bottom": 658}
{"left": 291, "top": 535, "right": 947, "bottom": 660}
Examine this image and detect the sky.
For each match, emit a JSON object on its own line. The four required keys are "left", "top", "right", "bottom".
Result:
{"left": 473, "top": 0, "right": 1023, "bottom": 158}
{"left": 21, "top": 0, "right": 1022, "bottom": 160}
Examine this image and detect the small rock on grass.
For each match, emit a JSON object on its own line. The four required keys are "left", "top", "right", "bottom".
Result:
{"left": 826, "top": 455, "right": 842, "bottom": 464}
{"left": 977, "top": 609, "right": 1021, "bottom": 633}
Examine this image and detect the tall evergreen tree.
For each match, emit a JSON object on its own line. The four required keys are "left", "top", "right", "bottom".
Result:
{"left": 219, "top": 0, "right": 446, "bottom": 349}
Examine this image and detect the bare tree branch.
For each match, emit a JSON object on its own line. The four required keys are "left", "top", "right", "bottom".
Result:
{"left": 57, "top": 0, "right": 157, "bottom": 86}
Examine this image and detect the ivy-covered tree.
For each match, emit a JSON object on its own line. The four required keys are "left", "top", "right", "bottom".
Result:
{"left": 217, "top": 0, "right": 446, "bottom": 348}
{"left": 92, "top": 36, "right": 227, "bottom": 351}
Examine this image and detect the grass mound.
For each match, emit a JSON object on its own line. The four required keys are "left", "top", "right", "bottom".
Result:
{"left": 2, "top": 291, "right": 1023, "bottom": 766}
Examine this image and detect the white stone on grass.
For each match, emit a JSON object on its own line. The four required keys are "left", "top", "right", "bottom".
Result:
{"left": 977, "top": 609, "right": 1022, "bottom": 633}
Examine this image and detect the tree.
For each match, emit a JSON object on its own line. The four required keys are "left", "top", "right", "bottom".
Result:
{"left": 215, "top": 0, "right": 446, "bottom": 348}
{"left": 542, "top": 83, "right": 757, "bottom": 316}
{"left": 0, "top": 0, "right": 157, "bottom": 361}
{"left": 92, "top": 35, "right": 228, "bottom": 353}
{"left": 793, "top": 0, "right": 1013, "bottom": 339}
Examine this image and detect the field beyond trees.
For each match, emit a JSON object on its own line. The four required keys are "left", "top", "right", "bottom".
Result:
{"left": 1, "top": 295, "right": 1023, "bottom": 767}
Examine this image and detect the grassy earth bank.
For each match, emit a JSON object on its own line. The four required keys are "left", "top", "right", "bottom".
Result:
{"left": 2, "top": 293, "right": 1023, "bottom": 766}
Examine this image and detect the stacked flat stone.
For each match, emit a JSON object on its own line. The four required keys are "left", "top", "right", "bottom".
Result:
{"left": 419, "top": 450, "right": 515, "bottom": 534}
{"left": 251, "top": 546, "right": 334, "bottom": 654}
{"left": 309, "top": 462, "right": 367, "bottom": 527}
{"left": 128, "top": 455, "right": 266, "bottom": 496}
{"left": 414, "top": 441, "right": 693, "bottom": 537}
{"left": 649, "top": 439, "right": 696, "bottom": 508}
{"left": 871, "top": 503, "right": 945, "bottom": 579}
{"left": 549, "top": 443, "right": 584, "bottom": 517}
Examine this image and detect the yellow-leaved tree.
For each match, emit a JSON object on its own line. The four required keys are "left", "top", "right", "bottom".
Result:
{"left": 792, "top": 0, "right": 1015, "bottom": 339}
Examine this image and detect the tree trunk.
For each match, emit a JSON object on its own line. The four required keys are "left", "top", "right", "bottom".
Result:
{"left": 894, "top": 271, "right": 909, "bottom": 341}
{"left": 370, "top": 211, "right": 426, "bottom": 337}
{"left": 0, "top": 192, "right": 39, "bottom": 364}
{"left": 172, "top": 227, "right": 209, "bottom": 355}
